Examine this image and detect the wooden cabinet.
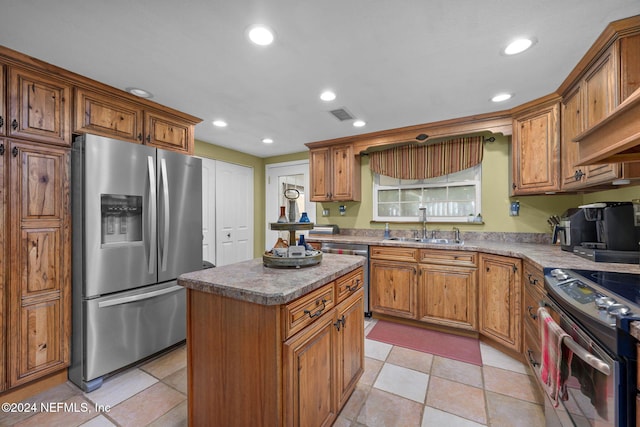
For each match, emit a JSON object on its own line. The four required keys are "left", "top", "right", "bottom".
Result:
{"left": 511, "top": 98, "right": 560, "bottom": 195}
{"left": 522, "top": 261, "right": 545, "bottom": 373}
{"left": 74, "top": 87, "right": 143, "bottom": 143}
{"left": 0, "top": 139, "right": 5, "bottom": 392}
{"left": 417, "top": 249, "right": 477, "bottom": 331}
{"left": 6, "top": 140, "right": 70, "bottom": 387}
{"left": 8, "top": 67, "right": 71, "bottom": 147}
{"left": 187, "top": 266, "right": 364, "bottom": 427}
{"left": 478, "top": 253, "right": 521, "bottom": 352}
{"left": 284, "top": 289, "right": 364, "bottom": 427}
{"left": 309, "top": 144, "right": 360, "bottom": 202}
{"left": 370, "top": 246, "right": 418, "bottom": 319}
{"left": 0, "top": 65, "right": 5, "bottom": 136}
{"left": 74, "top": 88, "right": 195, "bottom": 154}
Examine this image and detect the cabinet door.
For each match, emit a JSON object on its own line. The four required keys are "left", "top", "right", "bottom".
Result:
{"left": 418, "top": 264, "right": 477, "bottom": 330}
{"left": 0, "top": 65, "right": 5, "bottom": 136}
{"left": 331, "top": 145, "right": 359, "bottom": 201}
{"left": 0, "top": 139, "right": 5, "bottom": 392}
{"left": 335, "top": 290, "right": 364, "bottom": 408}
{"left": 8, "top": 67, "right": 71, "bottom": 146}
{"left": 283, "top": 314, "right": 337, "bottom": 427}
{"left": 74, "top": 88, "right": 143, "bottom": 143}
{"left": 560, "top": 85, "right": 586, "bottom": 190}
{"left": 310, "top": 147, "right": 331, "bottom": 202}
{"left": 144, "top": 111, "right": 193, "bottom": 154}
{"left": 511, "top": 103, "right": 560, "bottom": 195}
{"left": 370, "top": 259, "right": 417, "bottom": 319}
{"left": 8, "top": 141, "right": 70, "bottom": 387}
{"left": 478, "top": 254, "right": 521, "bottom": 352}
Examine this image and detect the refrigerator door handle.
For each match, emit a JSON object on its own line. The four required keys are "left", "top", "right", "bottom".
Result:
{"left": 160, "top": 158, "right": 170, "bottom": 272}
{"left": 97, "top": 285, "right": 183, "bottom": 308}
{"left": 148, "top": 156, "right": 157, "bottom": 274}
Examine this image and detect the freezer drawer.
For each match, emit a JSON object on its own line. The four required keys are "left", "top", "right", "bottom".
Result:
{"left": 83, "top": 281, "right": 186, "bottom": 385}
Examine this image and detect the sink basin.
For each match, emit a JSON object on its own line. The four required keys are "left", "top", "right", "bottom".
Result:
{"left": 382, "top": 237, "right": 463, "bottom": 245}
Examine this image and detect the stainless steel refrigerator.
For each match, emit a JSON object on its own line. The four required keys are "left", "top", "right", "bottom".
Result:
{"left": 69, "top": 134, "right": 202, "bottom": 392}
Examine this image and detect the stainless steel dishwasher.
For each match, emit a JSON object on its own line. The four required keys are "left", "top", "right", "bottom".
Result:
{"left": 320, "top": 242, "right": 370, "bottom": 316}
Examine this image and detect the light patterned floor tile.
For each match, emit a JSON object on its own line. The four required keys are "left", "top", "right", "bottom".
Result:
{"left": 426, "top": 376, "right": 487, "bottom": 424}
{"left": 421, "top": 406, "right": 487, "bottom": 427}
{"left": 14, "top": 395, "right": 97, "bottom": 427}
{"left": 386, "top": 346, "right": 433, "bottom": 374}
{"left": 84, "top": 369, "right": 158, "bottom": 408}
{"left": 479, "top": 342, "right": 528, "bottom": 374}
{"left": 364, "top": 338, "right": 393, "bottom": 361}
{"left": 374, "top": 363, "right": 429, "bottom": 403}
{"left": 486, "top": 391, "right": 545, "bottom": 427}
{"left": 107, "top": 382, "right": 185, "bottom": 427}
{"left": 483, "top": 365, "right": 542, "bottom": 404}
{"left": 431, "top": 356, "right": 483, "bottom": 388}
{"left": 146, "top": 400, "right": 187, "bottom": 427}
{"left": 357, "top": 388, "right": 423, "bottom": 426}
{"left": 140, "top": 345, "right": 187, "bottom": 380}
{"left": 162, "top": 367, "right": 187, "bottom": 395}
{"left": 78, "top": 415, "right": 117, "bottom": 427}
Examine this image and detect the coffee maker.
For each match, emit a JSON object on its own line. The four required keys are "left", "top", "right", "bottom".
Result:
{"left": 557, "top": 208, "right": 597, "bottom": 252}
{"left": 573, "top": 202, "right": 640, "bottom": 263}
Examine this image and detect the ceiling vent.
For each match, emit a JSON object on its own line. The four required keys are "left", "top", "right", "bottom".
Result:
{"left": 329, "top": 108, "right": 354, "bottom": 121}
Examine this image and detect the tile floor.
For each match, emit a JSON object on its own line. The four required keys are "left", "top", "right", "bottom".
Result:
{"left": 0, "top": 318, "right": 545, "bottom": 426}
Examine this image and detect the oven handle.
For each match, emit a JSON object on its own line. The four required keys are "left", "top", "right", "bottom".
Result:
{"left": 539, "top": 303, "right": 611, "bottom": 376}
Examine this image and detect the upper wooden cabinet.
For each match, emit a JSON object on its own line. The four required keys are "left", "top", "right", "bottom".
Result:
{"left": 511, "top": 98, "right": 560, "bottom": 195}
{"left": 561, "top": 17, "right": 640, "bottom": 167}
{"left": 309, "top": 144, "right": 360, "bottom": 202}
{"left": 74, "top": 88, "right": 195, "bottom": 154}
{"left": 8, "top": 66, "right": 72, "bottom": 147}
{"left": 74, "top": 88, "right": 143, "bottom": 143}
{"left": 0, "top": 65, "right": 5, "bottom": 136}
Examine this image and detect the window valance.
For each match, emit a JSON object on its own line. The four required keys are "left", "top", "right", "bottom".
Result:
{"left": 368, "top": 136, "right": 484, "bottom": 180}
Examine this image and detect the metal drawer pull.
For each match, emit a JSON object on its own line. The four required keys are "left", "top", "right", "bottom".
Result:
{"left": 527, "top": 349, "right": 539, "bottom": 367}
{"left": 527, "top": 306, "right": 538, "bottom": 319}
{"left": 304, "top": 298, "right": 327, "bottom": 319}
{"left": 346, "top": 279, "right": 361, "bottom": 292}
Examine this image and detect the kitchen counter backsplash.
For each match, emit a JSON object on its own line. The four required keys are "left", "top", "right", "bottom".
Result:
{"left": 335, "top": 228, "right": 551, "bottom": 244}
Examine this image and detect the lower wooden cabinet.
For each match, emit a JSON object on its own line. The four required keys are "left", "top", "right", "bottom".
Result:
{"left": 284, "top": 289, "right": 364, "bottom": 427}
{"left": 370, "top": 259, "right": 417, "bottom": 319}
{"left": 187, "top": 266, "right": 364, "bottom": 427}
{"left": 418, "top": 263, "right": 477, "bottom": 330}
{"left": 478, "top": 253, "right": 522, "bottom": 352}
{"left": 5, "top": 140, "right": 70, "bottom": 388}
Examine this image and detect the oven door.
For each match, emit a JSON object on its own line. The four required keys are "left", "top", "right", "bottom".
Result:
{"left": 543, "top": 297, "right": 619, "bottom": 427}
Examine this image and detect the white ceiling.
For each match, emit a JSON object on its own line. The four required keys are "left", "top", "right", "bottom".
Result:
{"left": 1, "top": 1, "right": 639, "bottom": 157}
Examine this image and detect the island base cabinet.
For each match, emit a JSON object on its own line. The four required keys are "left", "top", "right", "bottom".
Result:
{"left": 283, "top": 288, "right": 364, "bottom": 427}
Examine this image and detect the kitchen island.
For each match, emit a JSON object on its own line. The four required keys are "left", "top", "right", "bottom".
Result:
{"left": 178, "top": 253, "right": 365, "bottom": 427}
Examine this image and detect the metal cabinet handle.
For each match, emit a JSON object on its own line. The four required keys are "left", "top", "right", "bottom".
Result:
{"left": 527, "top": 305, "right": 538, "bottom": 320}
{"left": 304, "top": 298, "right": 327, "bottom": 319}
{"left": 0, "top": 116, "right": 4, "bottom": 128}
{"left": 11, "top": 119, "right": 18, "bottom": 130}
{"left": 346, "top": 279, "right": 361, "bottom": 292}
{"left": 0, "top": 144, "right": 4, "bottom": 156}
{"left": 527, "top": 349, "right": 539, "bottom": 367}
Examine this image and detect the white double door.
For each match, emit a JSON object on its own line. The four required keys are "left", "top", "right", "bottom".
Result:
{"left": 201, "top": 158, "right": 253, "bottom": 267}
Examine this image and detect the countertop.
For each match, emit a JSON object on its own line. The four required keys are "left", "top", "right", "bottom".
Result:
{"left": 306, "top": 234, "right": 640, "bottom": 274}
{"left": 178, "top": 253, "right": 365, "bottom": 306}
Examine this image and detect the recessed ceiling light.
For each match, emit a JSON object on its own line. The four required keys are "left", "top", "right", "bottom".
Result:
{"left": 491, "top": 93, "right": 513, "bottom": 102}
{"left": 212, "top": 120, "right": 228, "bottom": 127}
{"left": 320, "top": 90, "right": 336, "bottom": 101}
{"left": 248, "top": 25, "right": 274, "bottom": 46}
{"left": 503, "top": 37, "right": 536, "bottom": 55}
{"left": 262, "top": 138, "right": 274, "bottom": 144}
{"left": 353, "top": 120, "right": 366, "bottom": 128}
{"left": 126, "top": 87, "right": 153, "bottom": 98}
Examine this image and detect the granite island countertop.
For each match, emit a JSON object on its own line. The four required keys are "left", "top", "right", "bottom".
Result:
{"left": 307, "top": 234, "right": 640, "bottom": 274}
{"left": 178, "top": 252, "right": 364, "bottom": 306}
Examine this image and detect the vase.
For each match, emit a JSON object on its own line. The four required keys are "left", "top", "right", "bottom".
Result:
{"left": 277, "top": 206, "right": 288, "bottom": 223}
{"left": 299, "top": 212, "right": 310, "bottom": 223}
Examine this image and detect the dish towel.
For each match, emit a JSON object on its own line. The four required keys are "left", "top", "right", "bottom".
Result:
{"left": 538, "top": 307, "right": 573, "bottom": 406}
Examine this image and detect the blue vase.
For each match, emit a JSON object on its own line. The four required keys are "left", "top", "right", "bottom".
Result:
{"left": 299, "top": 212, "right": 310, "bottom": 223}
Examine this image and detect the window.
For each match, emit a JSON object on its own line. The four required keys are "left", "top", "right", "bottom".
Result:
{"left": 373, "top": 164, "right": 481, "bottom": 222}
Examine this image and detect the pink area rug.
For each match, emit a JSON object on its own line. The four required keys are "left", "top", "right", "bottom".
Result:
{"left": 367, "top": 320, "right": 482, "bottom": 366}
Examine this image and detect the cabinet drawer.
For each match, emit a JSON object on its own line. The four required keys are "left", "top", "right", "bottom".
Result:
{"left": 336, "top": 267, "right": 364, "bottom": 303}
{"left": 523, "top": 260, "right": 544, "bottom": 293}
{"left": 283, "top": 282, "right": 335, "bottom": 339}
{"left": 523, "top": 283, "right": 544, "bottom": 337}
{"left": 370, "top": 246, "right": 417, "bottom": 262}
{"left": 523, "top": 320, "right": 541, "bottom": 372}
{"left": 419, "top": 249, "right": 477, "bottom": 267}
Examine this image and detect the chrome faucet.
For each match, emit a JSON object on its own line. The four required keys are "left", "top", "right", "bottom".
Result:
{"left": 453, "top": 227, "right": 461, "bottom": 243}
{"left": 419, "top": 207, "right": 427, "bottom": 239}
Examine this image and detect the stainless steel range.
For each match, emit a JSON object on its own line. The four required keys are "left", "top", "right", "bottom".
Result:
{"left": 544, "top": 267, "right": 640, "bottom": 426}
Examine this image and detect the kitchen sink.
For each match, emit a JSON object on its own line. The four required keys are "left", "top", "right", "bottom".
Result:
{"left": 382, "top": 237, "right": 463, "bottom": 245}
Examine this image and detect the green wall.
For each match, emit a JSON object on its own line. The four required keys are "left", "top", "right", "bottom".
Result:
{"left": 196, "top": 136, "right": 640, "bottom": 258}
{"left": 313, "top": 133, "right": 638, "bottom": 234}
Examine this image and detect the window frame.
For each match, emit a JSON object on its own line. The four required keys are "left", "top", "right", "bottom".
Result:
{"left": 372, "top": 164, "right": 482, "bottom": 223}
